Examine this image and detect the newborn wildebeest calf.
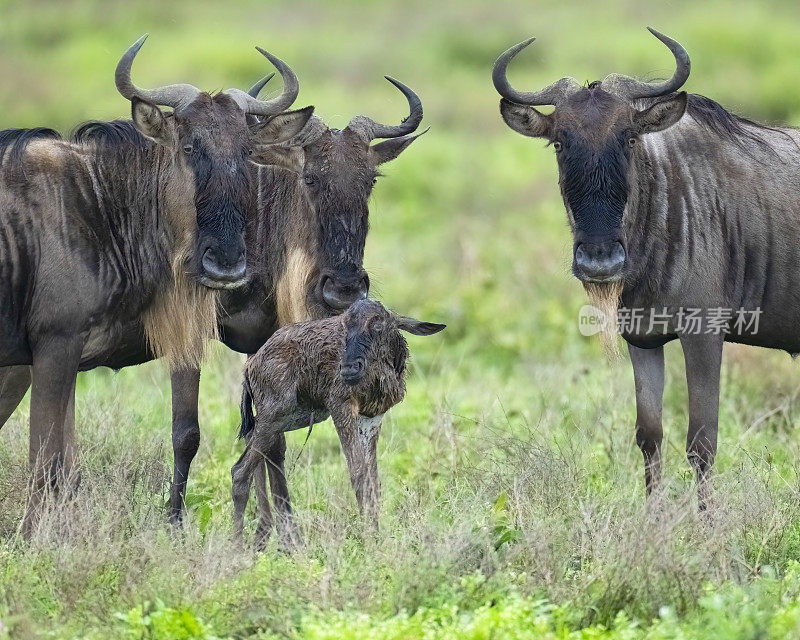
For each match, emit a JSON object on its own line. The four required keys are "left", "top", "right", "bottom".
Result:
{"left": 232, "top": 299, "right": 445, "bottom": 547}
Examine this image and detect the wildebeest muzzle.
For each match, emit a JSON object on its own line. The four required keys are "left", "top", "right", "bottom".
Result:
{"left": 573, "top": 237, "right": 626, "bottom": 283}
{"left": 318, "top": 266, "right": 370, "bottom": 311}
{"left": 198, "top": 234, "right": 247, "bottom": 289}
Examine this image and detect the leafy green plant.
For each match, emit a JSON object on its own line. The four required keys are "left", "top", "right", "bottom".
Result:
{"left": 115, "top": 600, "right": 220, "bottom": 640}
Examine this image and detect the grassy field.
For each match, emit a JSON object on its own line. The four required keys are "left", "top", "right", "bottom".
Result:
{"left": 4, "top": 0, "right": 800, "bottom": 637}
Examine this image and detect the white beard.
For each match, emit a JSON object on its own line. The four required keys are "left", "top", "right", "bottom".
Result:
{"left": 583, "top": 281, "right": 624, "bottom": 360}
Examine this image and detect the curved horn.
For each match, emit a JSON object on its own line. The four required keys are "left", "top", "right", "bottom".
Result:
{"left": 247, "top": 73, "right": 275, "bottom": 98}
{"left": 492, "top": 37, "right": 580, "bottom": 105}
{"left": 242, "top": 74, "right": 274, "bottom": 125}
{"left": 602, "top": 28, "right": 690, "bottom": 99}
{"left": 346, "top": 77, "right": 423, "bottom": 142}
{"left": 225, "top": 48, "right": 299, "bottom": 116}
{"left": 115, "top": 34, "right": 201, "bottom": 110}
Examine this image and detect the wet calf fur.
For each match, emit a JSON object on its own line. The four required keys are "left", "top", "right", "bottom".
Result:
{"left": 232, "top": 299, "right": 444, "bottom": 548}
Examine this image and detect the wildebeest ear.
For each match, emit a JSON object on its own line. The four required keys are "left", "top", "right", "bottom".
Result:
{"left": 397, "top": 317, "right": 446, "bottom": 336}
{"left": 634, "top": 92, "right": 687, "bottom": 134}
{"left": 250, "top": 146, "right": 306, "bottom": 173}
{"left": 253, "top": 106, "right": 315, "bottom": 145}
{"left": 370, "top": 129, "right": 428, "bottom": 165}
{"left": 131, "top": 98, "right": 173, "bottom": 146}
{"left": 499, "top": 99, "right": 553, "bottom": 139}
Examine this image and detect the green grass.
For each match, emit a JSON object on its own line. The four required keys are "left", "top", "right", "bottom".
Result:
{"left": 4, "top": 0, "right": 800, "bottom": 637}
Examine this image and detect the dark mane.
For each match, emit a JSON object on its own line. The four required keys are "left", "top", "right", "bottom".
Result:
{"left": 71, "top": 120, "right": 149, "bottom": 150}
{"left": 0, "top": 127, "right": 62, "bottom": 165}
{"left": 685, "top": 94, "right": 790, "bottom": 154}
{"left": 636, "top": 93, "right": 790, "bottom": 157}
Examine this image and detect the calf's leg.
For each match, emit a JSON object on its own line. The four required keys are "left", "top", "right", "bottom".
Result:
{"left": 0, "top": 366, "right": 32, "bottom": 429}
{"left": 264, "top": 433, "right": 302, "bottom": 550}
{"left": 628, "top": 344, "right": 665, "bottom": 496}
{"left": 244, "top": 429, "right": 275, "bottom": 550}
{"left": 169, "top": 366, "right": 201, "bottom": 525}
{"left": 236, "top": 434, "right": 296, "bottom": 551}
{"left": 230, "top": 444, "right": 262, "bottom": 542}
{"left": 333, "top": 406, "right": 383, "bottom": 531}
{"left": 253, "top": 459, "right": 273, "bottom": 551}
{"left": 679, "top": 334, "right": 724, "bottom": 512}
{"left": 24, "top": 338, "right": 82, "bottom": 536}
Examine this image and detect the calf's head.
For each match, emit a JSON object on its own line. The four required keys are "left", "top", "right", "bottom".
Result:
{"left": 339, "top": 299, "right": 445, "bottom": 386}
{"left": 116, "top": 36, "right": 313, "bottom": 289}
{"left": 494, "top": 28, "right": 690, "bottom": 284}
{"left": 255, "top": 77, "right": 426, "bottom": 318}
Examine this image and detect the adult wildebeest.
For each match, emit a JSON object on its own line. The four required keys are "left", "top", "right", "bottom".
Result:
{"left": 0, "top": 74, "right": 426, "bottom": 525}
{"left": 0, "top": 36, "right": 312, "bottom": 532}
{"left": 494, "top": 28, "right": 800, "bottom": 508}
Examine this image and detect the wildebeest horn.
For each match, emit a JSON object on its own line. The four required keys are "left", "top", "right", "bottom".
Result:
{"left": 247, "top": 74, "right": 275, "bottom": 98}
{"left": 346, "top": 77, "right": 423, "bottom": 142}
{"left": 115, "top": 35, "right": 202, "bottom": 111}
{"left": 224, "top": 48, "right": 300, "bottom": 116}
{"left": 492, "top": 37, "right": 580, "bottom": 106}
{"left": 602, "top": 28, "right": 691, "bottom": 99}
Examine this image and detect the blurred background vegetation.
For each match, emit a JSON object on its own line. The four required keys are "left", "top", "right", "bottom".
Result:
{"left": 4, "top": 0, "right": 800, "bottom": 638}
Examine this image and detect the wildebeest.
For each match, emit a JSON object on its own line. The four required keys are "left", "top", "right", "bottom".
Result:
{"left": 166, "top": 75, "right": 427, "bottom": 522}
{"left": 0, "top": 36, "right": 312, "bottom": 531}
{"left": 494, "top": 28, "right": 800, "bottom": 508}
{"left": 0, "top": 73, "right": 427, "bottom": 525}
{"left": 233, "top": 298, "right": 445, "bottom": 548}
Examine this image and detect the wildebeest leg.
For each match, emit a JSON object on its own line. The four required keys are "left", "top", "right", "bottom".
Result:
{"left": 24, "top": 338, "right": 82, "bottom": 535}
{"left": 0, "top": 366, "right": 31, "bottom": 429}
{"left": 61, "top": 378, "right": 79, "bottom": 494}
{"left": 230, "top": 443, "right": 263, "bottom": 542}
{"left": 253, "top": 458, "right": 273, "bottom": 551}
{"left": 333, "top": 405, "right": 383, "bottom": 530}
{"left": 680, "top": 334, "right": 724, "bottom": 512}
{"left": 628, "top": 344, "right": 665, "bottom": 496}
{"left": 169, "top": 366, "right": 201, "bottom": 525}
{"left": 357, "top": 414, "right": 383, "bottom": 530}
{"left": 265, "top": 433, "right": 301, "bottom": 550}
{"left": 5, "top": 368, "right": 78, "bottom": 495}
{"left": 243, "top": 429, "right": 274, "bottom": 550}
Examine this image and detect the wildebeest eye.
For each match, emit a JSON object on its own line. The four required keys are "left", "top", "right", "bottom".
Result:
{"left": 183, "top": 145, "right": 193, "bottom": 154}
{"left": 552, "top": 141, "right": 562, "bottom": 152}
{"left": 303, "top": 175, "right": 316, "bottom": 186}
{"left": 628, "top": 137, "right": 637, "bottom": 147}
{"left": 371, "top": 177, "right": 378, "bottom": 186}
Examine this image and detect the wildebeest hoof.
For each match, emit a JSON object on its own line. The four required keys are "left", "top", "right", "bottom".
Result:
{"left": 254, "top": 527, "right": 272, "bottom": 553}
{"left": 168, "top": 511, "right": 184, "bottom": 528}
{"left": 276, "top": 528, "right": 304, "bottom": 554}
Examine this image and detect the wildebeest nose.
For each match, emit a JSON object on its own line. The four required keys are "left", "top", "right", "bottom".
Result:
{"left": 201, "top": 247, "right": 247, "bottom": 288}
{"left": 574, "top": 241, "right": 625, "bottom": 282}
{"left": 320, "top": 271, "right": 370, "bottom": 311}
{"left": 340, "top": 360, "right": 365, "bottom": 384}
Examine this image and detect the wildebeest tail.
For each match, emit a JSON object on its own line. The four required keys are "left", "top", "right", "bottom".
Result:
{"left": 239, "top": 369, "right": 256, "bottom": 440}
